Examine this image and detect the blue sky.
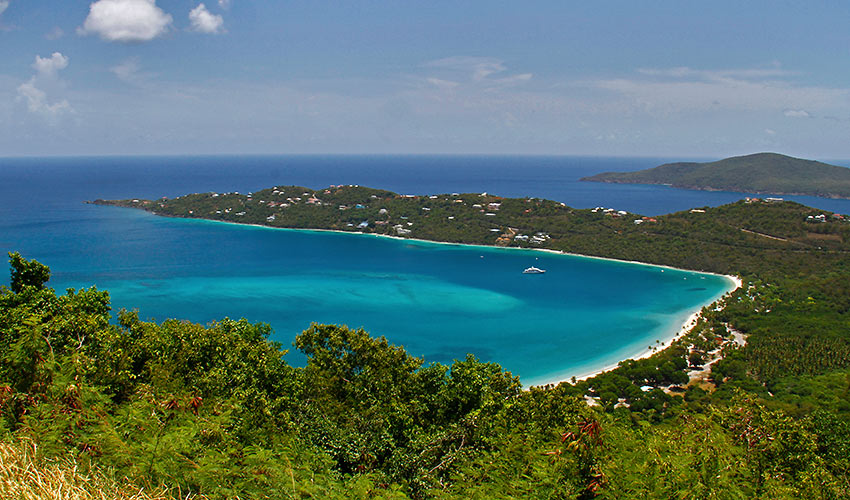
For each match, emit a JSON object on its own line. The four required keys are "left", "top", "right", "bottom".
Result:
{"left": 2, "top": 1, "right": 850, "bottom": 158}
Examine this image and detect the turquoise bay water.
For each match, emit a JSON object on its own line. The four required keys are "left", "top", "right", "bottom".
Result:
{"left": 44, "top": 209, "right": 732, "bottom": 385}
{"left": 0, "top": 155, "right": 792, "bottom": 384}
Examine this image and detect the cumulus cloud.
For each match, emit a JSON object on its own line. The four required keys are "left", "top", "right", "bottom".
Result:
{"left": 33, "top": 52, "right": 69, "bottom": 78}
{"left": 79, "top": 0, "right": 173, "bottom": 43}
{"left": 17, "top": 52, "right": 72, "bottom": 120}
{"left": 783, "top": 109, "right": 811, "bottom": 118}
{"left": 189, "top": 3, "right": 224, "bottom": 34}
{"left": 218, "top": 0, "right": 230, "bottom": 8}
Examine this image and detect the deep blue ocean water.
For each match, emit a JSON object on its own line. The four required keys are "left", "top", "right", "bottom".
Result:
{"left": 2, "top": 155, "right": 848, "bottom": 384}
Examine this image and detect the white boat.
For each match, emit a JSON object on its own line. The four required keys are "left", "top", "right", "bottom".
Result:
{"left": 522, "top": 266, "right": 546, "bottom": 274}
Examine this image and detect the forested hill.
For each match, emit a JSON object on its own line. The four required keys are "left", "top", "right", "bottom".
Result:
{"left": 580, "top": 152, "right": 850, "bottom": 199}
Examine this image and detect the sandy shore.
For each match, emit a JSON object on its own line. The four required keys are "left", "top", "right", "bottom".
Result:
{"left": 553, "top": 311, "right": 705, "bottom": 385}
{"left": 533, "top": 274, "right": 742, "bottom": 386}
{"left": 161, "top": 213, "right": 744, "bottom": 386}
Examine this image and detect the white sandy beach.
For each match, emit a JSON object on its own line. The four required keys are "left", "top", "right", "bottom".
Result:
{"left": 536, "top": 274, "right": 743, "bottom": 386}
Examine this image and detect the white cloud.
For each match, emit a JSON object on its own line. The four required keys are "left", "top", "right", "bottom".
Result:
{"left": 33, "top": 52, "right": 69, "bottom": 78}
{"left": 7, "top": 53, "right": 850, "bottom": 157}
{"left": 783, "top": 109, "right": 811, "bottom": 118}
{"left": 0, "top": 1, "right": 8, "bottom": 16}
{"left": 218, "top": 0, "right": 230, "bottom": 8}
{"left": 17, "top": 81, "right": 71, "bottom": 117}
{"left": 189, "top": 3, "right": 224, "bottom": 34}
{"left": 16, "top": 52, "right": 73, "bottom": 120}
{"left": 79, "top": 0, "right": 173, "bottom": 43}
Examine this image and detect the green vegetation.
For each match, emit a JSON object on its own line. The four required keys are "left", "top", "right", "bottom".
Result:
{"left": 581, "top": 152, "right": 850, "bottom": 199}
{"left": 10, "top": 185, "right": 850, "bottom": 497}
{"left": 2, "top": 252, "right": 849, "bottom": 498}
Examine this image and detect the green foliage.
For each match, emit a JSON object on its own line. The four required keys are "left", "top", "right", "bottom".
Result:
{"left": 294, "top": 324, "right": 523, "bottom": 494}
{"left": 8, "top": 251, "right": 51, "bottom": 294}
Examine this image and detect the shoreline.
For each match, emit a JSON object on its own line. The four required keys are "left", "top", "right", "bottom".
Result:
{"left": 564, "top": 275, "right": 742, "bottom": 385}
{"left": 534, "top": 311, "right": 708, "bottom": 387}
{"left": 532, "top": 274, "right": 742, "bottom": 386}
{"left": 180, "top": 213, "right": 741, "bottom": 286}
{"left": 581, "top": 179, "right": 850, "bottom": 201}
{"left": 139, "top": 209, "right": 743, "bottom": 385}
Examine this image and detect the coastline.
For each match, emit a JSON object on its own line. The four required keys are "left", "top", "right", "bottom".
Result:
{"left": 140, "top": 209, "right": 743, "bottom": 386}
{"left": 536, "top": 274, "right": 742, "bottom": 386}
{"left": 181, "top": 213, "right": 741, "bottom": 284}
{"left": 535, "top": 309, "right": 714, "bottom": 387}
{"left": 581, "top": 179, "right": 850, "bottom": 201}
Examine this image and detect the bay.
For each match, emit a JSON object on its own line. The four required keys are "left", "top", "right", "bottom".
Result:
{"left": 2, "top": 155, "right": 845, "bottom": 384}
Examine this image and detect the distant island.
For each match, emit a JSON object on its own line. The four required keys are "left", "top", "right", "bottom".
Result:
{"left": 580, "top": 152, "right": 850, "bottom": 199}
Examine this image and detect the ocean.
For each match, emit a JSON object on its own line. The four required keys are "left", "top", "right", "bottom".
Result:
{"left": 2, "top": 155, "right": 848, "bottom": 384}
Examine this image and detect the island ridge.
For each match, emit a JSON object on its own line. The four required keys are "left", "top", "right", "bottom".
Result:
{"left": 581, "top": 152, "right": 850, "bottom": 199}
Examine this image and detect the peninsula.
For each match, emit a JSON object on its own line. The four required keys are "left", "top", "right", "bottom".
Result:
{"left": 91, "top": 184, "right": 849, "bottom": 276}
{"left": 580, "top": 152, "right": 850, "bottom": 199}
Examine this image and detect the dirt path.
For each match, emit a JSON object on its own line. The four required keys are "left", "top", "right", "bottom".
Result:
{"left": 740, "top": 228, "right": 789, "bottom": 241}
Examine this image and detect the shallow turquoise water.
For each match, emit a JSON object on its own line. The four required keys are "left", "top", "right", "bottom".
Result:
{"left": 44, "top": 211, "right": 732, "bottom": 385}
{"left": 0, "top": 156, "right": 748, "bottom": 385}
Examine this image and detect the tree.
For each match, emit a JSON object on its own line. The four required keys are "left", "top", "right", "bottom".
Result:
{"left": 8, "top": 252, "right": 51, "bottom": 294}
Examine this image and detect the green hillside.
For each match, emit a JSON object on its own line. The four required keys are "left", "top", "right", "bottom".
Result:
{"left": 581, "top": 153, "right": 850, "bottom": 199}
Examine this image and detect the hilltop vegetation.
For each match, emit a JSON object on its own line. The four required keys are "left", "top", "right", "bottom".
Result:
{"left": 581, "top": 153, "right": 850, "bottom": 199}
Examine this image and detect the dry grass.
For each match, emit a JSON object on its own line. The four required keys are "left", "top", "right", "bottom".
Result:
{"left": 0, "top": 439, "right": 183, "bottom": 500}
